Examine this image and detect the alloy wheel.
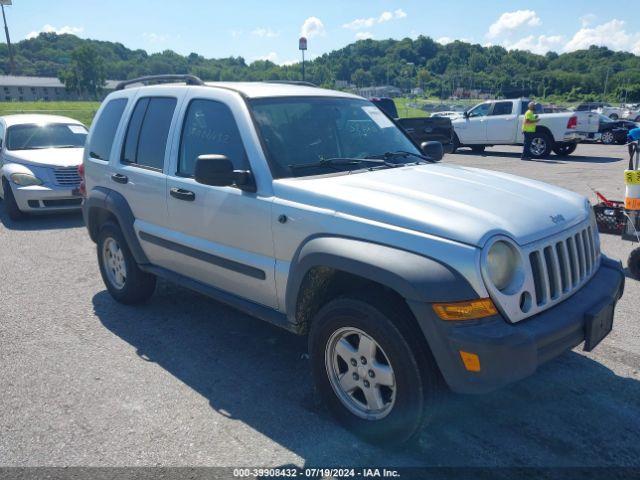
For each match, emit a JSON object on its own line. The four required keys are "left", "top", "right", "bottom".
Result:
{"left": 325, "top": 327, "right": 396, "bottom": 420}
{"left": 601, "top": 131, "right": 614, "bottom": 144}
{"left": 102, "top": 237, "right": 127, "bottom": 289}
{"left": 530, "top": 137, "right": 547, "bottom": 156}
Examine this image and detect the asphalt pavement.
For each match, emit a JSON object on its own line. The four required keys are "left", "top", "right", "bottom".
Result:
{"left": 0, "top": 142, "right": 638, "bottom": 468}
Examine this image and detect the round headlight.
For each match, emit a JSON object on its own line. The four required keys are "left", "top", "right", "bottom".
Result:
{"left": 10, "top": 173, "right": 43, "bottom": 186}
{"left": 486, "top": 240, "right": 520, "bottom": 291}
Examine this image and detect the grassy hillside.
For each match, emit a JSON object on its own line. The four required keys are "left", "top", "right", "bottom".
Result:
{"left": 0, "top": 101, "right": 100, "bottom": 126}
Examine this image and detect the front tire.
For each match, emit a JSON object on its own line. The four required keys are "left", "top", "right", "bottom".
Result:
{"left": 529, "top": 132, "right": 553, "bottom": 158}
{"left": 309, "top": 292, "right": 442, "bottom": 445}
{"left": 628, "top": 247, "right": 640, "bottom": 280}
{"left": 2, "top": 179, "right": 25, "bottom": 221}
{"left": 553, "top": 143, "right": 578, "bottom": 156}
{"left": 609, "top": 113, "right": 619, "bottom": 120}
{"left": 601, "top": 130, "right": 615, "bottom": 145}
{"left": 97, "top": 222, "right": 156, "bottom": 304}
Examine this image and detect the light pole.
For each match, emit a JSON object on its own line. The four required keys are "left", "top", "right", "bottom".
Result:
{"left": 299, "top": 36, "right": 307, "bottom": 82}
{"left": 0, "top": 0, "right": 14, "bottom": 75}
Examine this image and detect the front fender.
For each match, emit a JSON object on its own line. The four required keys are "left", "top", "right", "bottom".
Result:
{"left": 285, "top": 236, "right": 479, "bottom": 322}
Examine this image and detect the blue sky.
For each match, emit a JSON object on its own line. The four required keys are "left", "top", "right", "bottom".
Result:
{"left": 6, "top": 0, "right": 640, "bottom": 64}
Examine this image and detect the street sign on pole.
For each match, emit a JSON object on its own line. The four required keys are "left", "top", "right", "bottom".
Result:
{"left": 299, "top": 37, "right": 307, "bottom": 82}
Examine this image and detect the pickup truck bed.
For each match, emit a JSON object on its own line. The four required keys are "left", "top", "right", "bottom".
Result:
{"left": 370, "top": 97, "right": 454, "bottom": 153}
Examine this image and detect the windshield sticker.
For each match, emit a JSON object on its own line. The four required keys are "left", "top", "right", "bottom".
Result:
{"left": 68, "top": 125, "right": 87, "bottom": 134}
{"left": 362, "top": 106, "right": 394, "bottom": 129}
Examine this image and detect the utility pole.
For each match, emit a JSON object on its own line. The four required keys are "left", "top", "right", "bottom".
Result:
{"left": 1, "top": 1, "right": 15, "bottom": 75}
{"left": 603, "top": 67, "right": 610, "bottom": 99}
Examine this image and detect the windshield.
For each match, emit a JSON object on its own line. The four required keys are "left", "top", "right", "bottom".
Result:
{"left": 6, "top": 123, "right": 88, "bottom": 151}
{"left": 599, "top": 114, "right": 614, "bottom": 123}
{"left": 249, "top": 97, "right": 421, "bottom": 178}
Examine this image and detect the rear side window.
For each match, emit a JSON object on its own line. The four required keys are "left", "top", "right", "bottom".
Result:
{"left": 121, "top": 97, "right": 177, "bottom": 170}
{"left": 89, "top": 98, "right": 127, "bottom": 160}
{"left": 490, "top": 102, "right": 512, "bottom": 116}
{"left": 178, "top": 99, "right": 248, "bottom": 176}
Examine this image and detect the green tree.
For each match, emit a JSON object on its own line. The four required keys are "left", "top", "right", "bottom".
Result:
{"left": 59, "top": 45, "right": 106, "bottom": 99}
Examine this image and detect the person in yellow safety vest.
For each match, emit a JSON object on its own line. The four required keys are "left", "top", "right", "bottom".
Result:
{"left": 521, "top": 101, "right": 540, "bottom": 160}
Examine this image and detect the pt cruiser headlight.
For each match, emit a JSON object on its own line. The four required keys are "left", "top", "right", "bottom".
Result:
{"left": 485, "top": 239, "right": 523, "bottom": 292}
{"left": 10, "top": 173, "right": 43, "bottom": 186}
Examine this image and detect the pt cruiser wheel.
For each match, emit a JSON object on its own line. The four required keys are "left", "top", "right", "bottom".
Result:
{"left": 97, "top": 222, "right": 156, "bottom": 304}
{"left": 309, "top": 292, "right": 442, "bottom": 445}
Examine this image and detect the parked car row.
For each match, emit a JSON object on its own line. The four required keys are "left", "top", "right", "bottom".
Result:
{"left": 0, "top": 77, "right": 626, "bottom": 446}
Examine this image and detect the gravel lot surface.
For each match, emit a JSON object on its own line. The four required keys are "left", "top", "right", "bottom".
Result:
{"left": 0, "top": 142, "right": 638, "bottom": 468}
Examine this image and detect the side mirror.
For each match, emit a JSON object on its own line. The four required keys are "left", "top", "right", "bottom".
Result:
{"left": 421, "top": 141, "right": 444, "bottom": 161}
{"left": 194, "top": 155, "right": 255, "bottom": 192}
{"left": 463, "top": 111, "right": 470, "bottom": 118}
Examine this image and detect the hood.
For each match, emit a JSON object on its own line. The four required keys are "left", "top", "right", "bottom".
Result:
{"left": 4, "top": 148, "right": 84, "bottom": 168}
{"left": 274, "top": 163, "right": 588, "bottom": 247}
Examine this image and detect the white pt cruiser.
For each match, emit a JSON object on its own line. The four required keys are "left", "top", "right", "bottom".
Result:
{"left": 81, "top": 76, "right": 625, "bottom": 444}
{"left": 0, "top": 114, "right": 87, "bottom": 220}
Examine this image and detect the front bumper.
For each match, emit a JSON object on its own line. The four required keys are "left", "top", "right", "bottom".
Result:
{"left": 409, "top": 256, "right": 625, "bottom": 394}
{"left": 11, "top": 184, "right": 82, "bottom": 213}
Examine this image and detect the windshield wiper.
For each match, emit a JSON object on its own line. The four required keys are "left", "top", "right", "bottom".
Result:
{"left": 288, "top": 157, "right": 400, "bottom": 171}
{"left": 366, "top": 151, "right": 436, "bottom": 163}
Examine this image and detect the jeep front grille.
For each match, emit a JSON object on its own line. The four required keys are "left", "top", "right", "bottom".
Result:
{"left": 527, "top": 224, "right": 599, "bottom": 308}
{"left": 53, "top": 167, "right": 81, "bottom": 187}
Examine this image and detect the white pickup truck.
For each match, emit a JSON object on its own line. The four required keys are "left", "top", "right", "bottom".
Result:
{"left": 451, "top": 98, "right": 599, "bottom": 158}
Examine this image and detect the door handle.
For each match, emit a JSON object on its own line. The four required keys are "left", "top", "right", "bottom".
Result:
{"left": 170, "top": 188, "right": 196, "bottom": 202}
{"left": 111, "top": 173, "right": 128, "bottom": 184}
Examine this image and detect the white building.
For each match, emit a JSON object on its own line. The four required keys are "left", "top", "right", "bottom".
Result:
{"left": 0, "top": 76, "right": 120, "bottom": 101}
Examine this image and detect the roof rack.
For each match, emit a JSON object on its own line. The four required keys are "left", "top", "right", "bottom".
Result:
{"left": 115, "top": 74, "right": 204, "bottom": 91}
{"left": 263, "top": 80, "right": 318, "bottom": 88}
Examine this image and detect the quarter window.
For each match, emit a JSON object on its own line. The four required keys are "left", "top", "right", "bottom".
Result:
{"left": 178, "top": 99, "right": 248, "bottom": 177}
{"left": 122, "top": 97, "right": 177, "bottom": 170}
{"left": 88, "top": 98, "right": 127, "bottom": 161}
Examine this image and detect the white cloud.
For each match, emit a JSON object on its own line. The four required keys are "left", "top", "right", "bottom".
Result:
{"left": 487, "top": 10, "right": 541, "bottom": 38}
{"left": 342, "top": 9, "right": 407, "bottom": 30}
{"left": 564, "top": 19, "right": 640, "bottom": 54}
{"left": 254, "top": 52, "right": 279, "bottom": 63}
{"left": 436, "top": 36, "right": 453, "bottom": 45}
{"left": 26, "top": 24, "right": 84, "bottom": 39}
{"left": 394, "top": 9, "right": 407, "bottom": 19}
{"left": 251, "top": 27, "right": 280, "bottom": 38}
{"left": 300, "top": 16, "right": 325, "bottom": 38}
{"left": 142, "top": 32, "right": 169, "bottom": 44}
{"left": 504, "top": 34, "right": 565, "bottom": 54}
{"left": 355, "top": 32, "right": 374, "bottom": 40}
{"left": 229, "top": 29, "right": 243, "bottom": 39}
{"left": 580, "top": 13, "right": 597, "bottom": 28}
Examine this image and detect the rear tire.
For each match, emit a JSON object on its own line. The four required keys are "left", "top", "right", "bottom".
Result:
{"left": 628, "top": 247, "right": 640, "bottom": 280}
{"left": 529, "top": 132, "right": 553, "bottom": 158}
{"left": 451, "top": 132, "right": 460, "bottom": 153}
{"left": 609, "top": 113, "right": 619, "bottom": 120}
{"left": 97, "top": 222, "right": 156, "bottom": 304}
{"left": 553, "top": 143, "right": 578, "bottom": 156}
{"left": 2, "top": 179, "right": 25, "bottom": 221}
{"left": 309, "top": 291, "right": 442, "bottom": 445}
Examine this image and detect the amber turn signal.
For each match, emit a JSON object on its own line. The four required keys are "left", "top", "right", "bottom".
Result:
{"left": 459, "top": 351, "right": 481, "bottom": 372}
{"left": 432, "top": 298, "right": 497, "bottom": 321}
